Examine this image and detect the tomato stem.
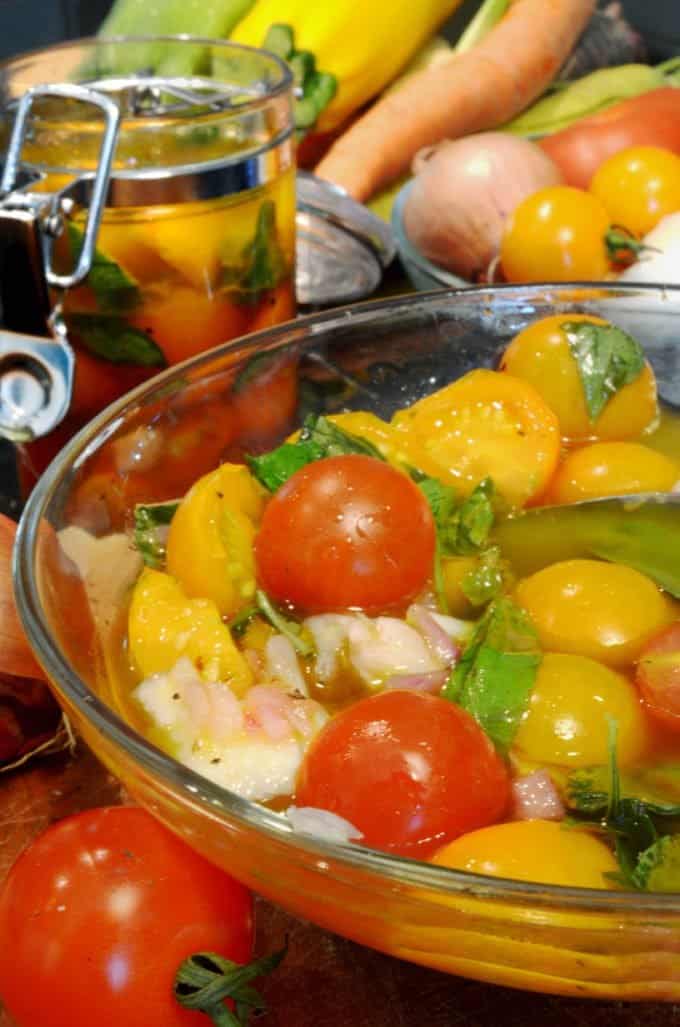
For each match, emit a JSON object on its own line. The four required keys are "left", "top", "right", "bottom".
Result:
{"left": 605, "top": 226, "right": 658, "bottom": 268}
{"left": 174, "top": 945, "right": 287, "bottom": 1026}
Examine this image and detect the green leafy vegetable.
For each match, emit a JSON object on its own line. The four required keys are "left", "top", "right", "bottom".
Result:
{"left": 246, "top": 414, "right": 386, "bottom": 492}
{"left": 67, "top": 223, "right": 140, "bottom": 314}
{"left": 561, "top": 320, "right": 645, "bottom": 422}
{"left": 228, "top": 603, "right": 259, "bottom": 638}
{"left": 442, "top": 597, "right": 541, "bottom": 752}
{"left": 134, "top": 501, "right": 179, "bottom": 568}
{"left": 632, "top": 835, "right": 680, "bottom": 891}
{"left": 70, "top": 314, "right": 167, "bottom": 367}
{"left": 461, "top": 545, "right": 507, "bottom": 606}
{"left": 255, "top": 589, "right": 314, "bottom": 656}
{"left": 247, "top": 441, "right": 324, "bottom": 492}
{"left": 238, "top": 201, "right": 288, "bottom": 302}
{"left": 564, "top": 722, "right": 680, "bottom": 889}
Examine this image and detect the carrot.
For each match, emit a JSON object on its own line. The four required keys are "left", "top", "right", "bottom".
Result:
{"left": 315, "top": 0, "right": 596, "bottom": 201}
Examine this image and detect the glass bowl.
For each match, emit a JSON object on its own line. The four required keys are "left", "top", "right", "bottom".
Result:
{"left": 14, "top": 283, "right": 680, "bottom": 1001}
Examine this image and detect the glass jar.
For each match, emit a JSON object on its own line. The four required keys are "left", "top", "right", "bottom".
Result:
{"left": 0, "top": 35, "right": 296, "bottom": 489}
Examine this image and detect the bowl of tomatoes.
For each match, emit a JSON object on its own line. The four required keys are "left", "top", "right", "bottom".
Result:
{"left": 14, "top": 282, "right": 680, "bottom": 1001}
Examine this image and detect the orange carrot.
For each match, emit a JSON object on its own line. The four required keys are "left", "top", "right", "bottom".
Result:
{"left": 315, "top": 0, "right": 596, "bottom": 201}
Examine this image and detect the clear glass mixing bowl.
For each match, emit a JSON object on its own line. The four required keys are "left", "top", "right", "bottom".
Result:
{"left": 14, "top": 283, "right": 680, "bottom": 1000}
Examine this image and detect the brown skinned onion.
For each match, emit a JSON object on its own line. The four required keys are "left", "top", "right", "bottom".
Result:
{"left": 0, "top": 514, "right": 45, "bottom": 680}
{"left": 403, "top": 132, "right": 563, "bottom": 281}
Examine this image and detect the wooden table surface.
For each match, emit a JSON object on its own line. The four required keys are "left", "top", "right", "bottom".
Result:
{"left": 1, "top": 742, "right": 680, "bottom": 1027}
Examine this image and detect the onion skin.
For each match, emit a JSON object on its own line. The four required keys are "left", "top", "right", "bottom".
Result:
{"left": 0, "top": 514, "right": 45, "bottom": 681}
{"left": 403, "top": 132, "right": 563, "bottom": 280}
{"left": 0, "top": 514, "right": 61, "bottom": 769}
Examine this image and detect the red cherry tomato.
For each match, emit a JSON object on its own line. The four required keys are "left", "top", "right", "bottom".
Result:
{"left": 0, "top": 806, "right": 253, "bottom": 1027}
{"left": 255, "top": 454, "right": 436, "bottom": 614}
{"left": 295, "top": 690, "right": 510, "bottom": 858}
{"left": 636, "top": 622, "right": 680, "bottom": 731}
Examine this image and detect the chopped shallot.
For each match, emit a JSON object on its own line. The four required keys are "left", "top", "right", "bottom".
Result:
{"left": 285, "top": 806, "right": 364, "bottom": 843}
{"left": 264, "top": 634, "right": 308, "bottom": 696}
{"left": 511, "top": 769, "right": 565, "bottom": 822}
{"left": 384, "top": 670, "right": 448, "bottom": 693}
{"left": 407, "top": 604, "right": 460, "bottom": 665}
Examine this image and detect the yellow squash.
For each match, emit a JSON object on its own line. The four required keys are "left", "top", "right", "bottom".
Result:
{"left": 230, "top": 0, "right": 464, "bottom": 133}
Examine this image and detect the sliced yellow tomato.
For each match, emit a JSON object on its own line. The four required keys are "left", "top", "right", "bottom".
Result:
{"left": 166, "top": 462, "right": 266, "bottom": 618}
{"left": 515, "top": 559, "right": 673, "bottom": 668}
{"left": 433, "top": 819, "right": 618, "bottom": 889}
{"left": 512, "top": 652, "right": 648, "bottom": 768}
{"left": 391, "top": 370, "right": 561, "bottom": 508}
{"left": 500, "top": 314, "right": 659, "bottom": 443}
{"left": 128, "top": 567, "right": 253, "bottom": 694}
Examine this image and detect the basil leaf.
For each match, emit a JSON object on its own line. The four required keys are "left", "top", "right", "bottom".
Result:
{"left": 562, "top": 320, "right": 645, "bottom": 422}
{"left": 70, "top": 313, "right": 167, "bottom": 367}
{"left": 255, "top": 590, "right": 314, "bottom": 657}
{"left": 416, "top": 477, "right": 458, "bottom": 534}
{"left": 444, "top": 477, "right": 496, "bottom": 555}
{"left": 299, "top": 413, "right": 386, "bottom": 461}
{"left": 247, "top": 441, "right": 325, "bottom": 492}
{"left": 246, "top": 414, "right": 387, "bottom": 493}
{"left": 134, "top": 501, "right": 179, "bottom": 568}
{"left": 67, "top": 223, "right": 140, "bottom": 314}
{"left": 632, "top": 835, "right": 680, "bottom": 891}
{"left": 461, "top": 545, "right": 506, "bottom": 606}
{"left": 567, "top": 763, "right": 680, "bottom": 818}
{"left": 443, "top": 597, "right": 541, "bottom": 752}
{"left": 238, "top": 200, "right": 287, "bottom": 302}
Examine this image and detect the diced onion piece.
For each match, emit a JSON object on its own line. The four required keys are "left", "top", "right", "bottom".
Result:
{"left": 285, "top": 806, "right": 363, "bottom": 842}
{"left": 383, "top": 670, "right": 448, "bottom": 693}
{"left": 407, "top": 604, "right": 461, "bottom": 665}
{"left": 264, "top": 634, "right": 308, "bottom": 696}
{"left": 511, "top": 769, "right": 565, "bottom": 821}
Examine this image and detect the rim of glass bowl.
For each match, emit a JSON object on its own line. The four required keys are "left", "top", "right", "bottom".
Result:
{"left": 15, "top": 281, "right": 680, "bottom": 915}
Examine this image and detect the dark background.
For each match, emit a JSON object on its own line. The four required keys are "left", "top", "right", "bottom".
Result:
{"left": 0, "top": 1, "right": 678, "bottom": 62}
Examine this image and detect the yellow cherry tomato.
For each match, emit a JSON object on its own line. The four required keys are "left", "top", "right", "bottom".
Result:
{"left": 128, "top": 567, "right": 253, "bottom": 694}
{"left": 500, "top": 186, "right": 614, "bottom": 283}
{"left": 545, "top": 442, "right": 679, "bottom": 504}
{"left": 513, "top": 652, "right": 648, "bottom": 768}
{"left": 590, "top": 145, "right": 680, "bottom": 238}
{"left": 433, "top": 819, "right": 618, "bottom": 889}
{"left": 515, "top": 559, "right": 673, "bottom": 668}
{"left": 391, "top": 369, "right": 561, "bottom": 508}
{"left": 166, "top": 462, "right": 266, "bottom": 618}
{"left": 500, "top": 314, "right": 659, "bottom": 443}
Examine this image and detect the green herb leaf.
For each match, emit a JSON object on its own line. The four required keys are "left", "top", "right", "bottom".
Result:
{"left": 174, "top": 944, "right": 287, "bottom": 1027}
{"left": 445, "top": 477, "right": 496, "bottom": 555}
{"left": 461, "top": 545, "right": 506, "bottom": 606}
{"left": 247, "top": 440, "right": 325, "bottom": 492}
{"left": 70, "top": 313, "right": 167, "bottom": 367}
{"left": 67, "top": 223, "right": 140, "bottom": 314}
{"left": 134, "top": 501, "right": 179, "bottom": 568}
{"left": 561, "top": 320, "right": 645, "bottom": 422}
{"left": 567, "top": 763, "right": 680, "bottom": 818}
{"left": 245, "top": 414, "right": 387, "bottom": 493}
{"left": 255, "top": 590, "right": 314, "bottom": 657}
{"left": 228, "top": 604, "right": 259, "bottom": 638}
{"left": 632, "top": 835, "right": 680, "bottom": 891}
{"left": 299, "top": 414, "right": 386, "bottom": 460}
{"left": 416, "top": 476, "right": 458, "bottom": 534}
{"left": 238, "top": 200, "right": 287, "bottom": 302}
{"left": 442, "top": 597, "right": 541, "bottom": 752}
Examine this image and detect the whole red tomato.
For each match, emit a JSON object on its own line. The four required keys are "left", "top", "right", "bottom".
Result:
{"left": 255, "top": 454, "right": 436, "bottom": 615}
{"left": 0, "top": 806, "right": 253, "bottom": 1027}
{"left": 296, "top": 690, "right": 510, "bottom": 857}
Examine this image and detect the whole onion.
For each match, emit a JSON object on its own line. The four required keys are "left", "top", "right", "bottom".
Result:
{"left": 403, "top": 132, "right": 563, "bottom": 281}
